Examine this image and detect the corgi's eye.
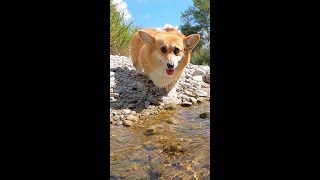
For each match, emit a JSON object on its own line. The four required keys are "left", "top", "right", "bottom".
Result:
{"left": 160, "top": 47, "right": 167, "bottom": 53}
{"left": 174, "top": 47, "right": 180, "bottom": 55}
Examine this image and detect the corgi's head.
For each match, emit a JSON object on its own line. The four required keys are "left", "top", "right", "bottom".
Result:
{"left": 138, "top": 29, "right": 200, "bottom": 75}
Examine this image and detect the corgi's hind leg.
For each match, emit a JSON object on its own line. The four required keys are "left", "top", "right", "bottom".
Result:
{"left": 133, "top": 59, "right": 146, "bottom": 76}
{"left": 134, "top": 62, "right": 145, "bottom": 76}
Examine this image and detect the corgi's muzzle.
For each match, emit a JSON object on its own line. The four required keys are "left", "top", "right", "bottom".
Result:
{"left": 166, "top": 62, "right": 175, "bottom": 75}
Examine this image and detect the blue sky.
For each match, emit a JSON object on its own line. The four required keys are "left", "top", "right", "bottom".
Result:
{"left": 112, "top": 0, "right": 194, "bottom": 29}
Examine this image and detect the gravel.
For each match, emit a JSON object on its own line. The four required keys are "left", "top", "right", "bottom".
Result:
{"left": 110, "top": 55, "right": 210, "bottom": 126}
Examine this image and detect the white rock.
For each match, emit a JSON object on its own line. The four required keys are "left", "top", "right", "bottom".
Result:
{"left": 195, "top": 89, "right": 208, "bottom": 97}
{"left": 192, "top": 75, "right": 204, "bottom": 82}
{"left": 161, "top": 97, "right": 182, "bottom": 105}
{"left": 190, "top": 97, "right": 197, "bottom": 103}
{"left": 125, "top": 115, "right": 138, "bottom": 122}
{"left": 179, "top": 94, "right": 190, "bottom": 100}
{"left": 123, "top": 109, "right": 131, "bottom": 115}
{"left": 205, "top": 70, "right": 210, "bottom": 83}
{"left": 192, "top": 68, "right": 206, "bottom": 76}
{"left": 180, "top": 82, "right": 192, "bottom": 88}
{"left": 123, "top": 120, "right": 133, "bottom": 126}
{"left": 181, "top": 101, "right": 192, "bottom": 107}
{"left": 110, "top": 92, "right": 119, "bottom": 98}
{"left": 110, "top": 97, "right": 117, "bottom": 102}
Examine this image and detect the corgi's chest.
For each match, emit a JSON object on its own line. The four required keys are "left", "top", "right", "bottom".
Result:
{"left": 148, "top": 69, "right": 179, "bottom": 88}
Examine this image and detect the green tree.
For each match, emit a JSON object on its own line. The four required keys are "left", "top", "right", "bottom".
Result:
{"left": 180, "top": 0, "right": 210, "bottom": 52}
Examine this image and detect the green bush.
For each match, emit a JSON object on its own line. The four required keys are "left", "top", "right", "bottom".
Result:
{"left": 110, "top": 2, "right": 139, "bottom": 56}
{"left": 190, "top": 48, "right": 210, "bottom": 66}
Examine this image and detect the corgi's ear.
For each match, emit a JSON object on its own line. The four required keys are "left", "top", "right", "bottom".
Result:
{"left": 138, "top": 30, "right": 155, "bottom": 46}
{"left": 184, "top": 34, "right": 200, "bottom": 51}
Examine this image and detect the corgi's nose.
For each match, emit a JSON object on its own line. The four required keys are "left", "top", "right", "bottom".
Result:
{"left": 167, "top": 63, "right": 174, "bottom": 69}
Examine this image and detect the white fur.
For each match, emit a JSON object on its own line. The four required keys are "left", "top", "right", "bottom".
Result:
{"left": 148, "top": 66, "right": 179, "bottom": 88}
{"left": 168, "top": 55, "right": 183, "bottom": 69}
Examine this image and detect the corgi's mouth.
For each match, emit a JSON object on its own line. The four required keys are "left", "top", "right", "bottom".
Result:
{"left": 166, "top": 69, "right": 174, "bottom": 75}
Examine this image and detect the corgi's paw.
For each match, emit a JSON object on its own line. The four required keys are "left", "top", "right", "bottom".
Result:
{"left": 166, "top": 87, "right": 177, "bottom": 98}
{"left": 135, "top": 68, "right": 145, "bottom": 76}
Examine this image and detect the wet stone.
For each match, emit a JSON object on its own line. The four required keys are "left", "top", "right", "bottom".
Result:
{"left": 126, "top": 115, "right": 138, "bottom": 122}
{"left": 181, "top": 101, "right": 192, "bottom": 107}
{"left": 145, "top": 125, "right": 157, "bottom": 136}
{"left": 123, "top": 120, "right": 133, "bottom": 126}
{"left": 164, "top": 103, "right": 177, "bottom": 110}
{"left": 166, "top": 117, "right": 177, "bottom": 124}
{"left": 148, "top": 96, "right": 160, "bottom": 105}
{"left": 116, "top": 120, "right": 123, "bottom": 126}
{"left": 199, "top": 112, "right": 210, "bottom": 119}
{"left": 161, "top": 97, "right": 181, "bottom": 105}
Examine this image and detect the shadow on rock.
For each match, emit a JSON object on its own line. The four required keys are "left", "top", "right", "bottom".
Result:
{"left": 110, "top": 66, "right": 168, "bottom": 112}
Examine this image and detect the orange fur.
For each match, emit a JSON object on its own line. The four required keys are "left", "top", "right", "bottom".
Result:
{"left": 129, "top": 26, "right": 200, "bottom": 96}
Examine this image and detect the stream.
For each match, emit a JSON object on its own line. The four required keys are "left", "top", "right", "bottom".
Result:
{"left": 110, "top": 102, "right": 210, "bottom": 180}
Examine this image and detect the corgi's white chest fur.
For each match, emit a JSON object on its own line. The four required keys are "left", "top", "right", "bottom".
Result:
{"left": 148, "top": 68, "right": 179, "bottom": 88}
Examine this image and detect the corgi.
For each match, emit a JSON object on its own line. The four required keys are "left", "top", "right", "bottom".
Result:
{"left": 129, "top": 25, "right": 200, "bottom": 98}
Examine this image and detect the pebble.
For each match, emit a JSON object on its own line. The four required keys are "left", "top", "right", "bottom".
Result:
{"left": 110, "top": 97, "right": 117, "bottom": 102}
{"left": 166, "top": 117, "right": 177, "bottom": 124}
{"left": 190, "top": 97, "right": 197, "bottom": 103}
{"left": 161, "top": 97, "right": 182, "bottom": 105}
{"left": 199, "top": 112, "right": 210, "bottom": 119}
{"left": 148, "top": 96, "right": 161, "bottom": 105}
{"left": 205, "top": 70, "right": 210, "bottom": 83}
{"left": 123, "top": 109, "right": 131, "bottom": 115}
{"left": 195, "top": 90, "right": 208, "bottom": 97}
{"left": 184, "top": 89, "right": 195, "bottom": 97}
{"left": 192, "top": 75, "right": 203, "bottom": 82}
{"left": 192, "top": 68, "right": 206, "bottom": 76}
{"left": 145, "top": 125, "right": 157, "bottom": 135}
{"left": 123, "top": 120, "right": 133, "bottom": 126}
{"left": 180, "top": 82, "right": 192, "bottom": 88}
{"left": 181, "top": 101, "right": 192, "bottom": 107}
{"left": 116, "top": 120, "right": 123, "bottom": 126}
{"left": 109, "top": 55, "right": 210, "bottom": 126}
{"left": 125, "top": 115, "right": 138, "bottom": 122}
{"left": 179, "top": 94, "right": 189, "bottom": 100}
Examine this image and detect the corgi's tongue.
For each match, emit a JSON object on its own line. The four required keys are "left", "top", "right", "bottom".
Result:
{"left": 166, "top": 69, "right": 174, "bottom": 75}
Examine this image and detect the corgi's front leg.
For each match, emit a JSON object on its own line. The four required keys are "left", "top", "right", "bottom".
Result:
{"left": 165, "top": 80, "right": 178, "bottom": 98}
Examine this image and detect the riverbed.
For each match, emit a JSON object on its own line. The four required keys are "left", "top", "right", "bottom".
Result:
{"left": 110, "top": 102, "right": 210, "bottom": 180}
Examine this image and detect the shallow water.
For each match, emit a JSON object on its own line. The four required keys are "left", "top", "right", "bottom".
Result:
{"left": 110, "top": 102, "right": 210, "bottom": 180}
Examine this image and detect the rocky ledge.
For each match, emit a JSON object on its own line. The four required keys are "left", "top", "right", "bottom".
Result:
{"left": 110, "top": 55, "right": 210, "bottom": 126}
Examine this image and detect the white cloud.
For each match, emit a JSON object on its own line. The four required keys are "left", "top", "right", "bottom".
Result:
{"left": 164, "top": 24, "right": 179, "bottom": 30}
{"left": 155, "top": 24, "right": 180, "bottom": 31}
{"left": 111, "top": 0, "right": 132, "bottom": 22}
